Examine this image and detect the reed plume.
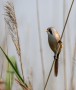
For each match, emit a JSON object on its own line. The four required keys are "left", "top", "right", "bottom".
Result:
{"left": 4, "top": 1, "right": 24, "bottom": 80}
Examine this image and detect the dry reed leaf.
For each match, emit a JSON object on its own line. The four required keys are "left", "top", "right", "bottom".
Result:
{"left": 15, "top": 79, "right": 32, "bottom": 90}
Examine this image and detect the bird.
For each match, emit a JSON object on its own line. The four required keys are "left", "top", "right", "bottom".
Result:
{"left": 46, "top": 27, "right": 62, "bottom": 76}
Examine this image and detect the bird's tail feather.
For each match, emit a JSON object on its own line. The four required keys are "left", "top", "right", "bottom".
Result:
{"left": 54, "top": 58, "right": 58, "bottom": 76}
{"left": 54, "top": 53, "right": 59, "bottom": 76}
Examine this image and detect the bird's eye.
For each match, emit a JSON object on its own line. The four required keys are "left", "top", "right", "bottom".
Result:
{"left": 48, "top": 28, "right": 52, "bottom": 35}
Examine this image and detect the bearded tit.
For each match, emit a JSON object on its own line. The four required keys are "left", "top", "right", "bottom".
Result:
{"left": 46, "top": 27, "right": 62, "bottom": 76}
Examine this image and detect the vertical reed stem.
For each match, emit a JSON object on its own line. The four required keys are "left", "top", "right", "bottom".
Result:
{"left": 36, "top": 0, "right": 45, "bottom": 87}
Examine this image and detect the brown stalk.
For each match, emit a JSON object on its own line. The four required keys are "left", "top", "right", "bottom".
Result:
{"left": 15, "top": 78, "right": 31, "bottom": 90}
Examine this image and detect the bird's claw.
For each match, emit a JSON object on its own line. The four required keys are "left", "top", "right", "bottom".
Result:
{"left": 54, "top": 55, "right": 57, "bottom": 60}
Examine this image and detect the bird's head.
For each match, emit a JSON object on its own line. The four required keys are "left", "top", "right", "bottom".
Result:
{"left": 46, "top": 27, "right": 53, "bottom": 35}
{"left": 46, "top": 27, "right": 61, "bottom": 41}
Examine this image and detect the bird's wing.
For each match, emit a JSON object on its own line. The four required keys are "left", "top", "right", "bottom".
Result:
{"left": 53, "top": 31, "right": 61, "bottom": 42}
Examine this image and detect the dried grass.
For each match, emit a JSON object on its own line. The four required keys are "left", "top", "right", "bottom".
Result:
{"left": 4, "top": 1, "right": 24, "bottom": 80}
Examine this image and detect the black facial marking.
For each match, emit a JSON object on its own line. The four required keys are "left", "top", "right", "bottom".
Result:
{"left": 47, "top": 28, "right": 52, "bottom": 35}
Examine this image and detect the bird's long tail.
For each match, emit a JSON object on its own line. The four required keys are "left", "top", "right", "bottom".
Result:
{"left": 54, "top": 58, "right": 58, "bottom": 76}
{"left": 54, "top": 53, "right": 59, "bottom": 76}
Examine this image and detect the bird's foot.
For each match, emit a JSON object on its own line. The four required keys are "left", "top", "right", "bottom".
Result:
{"left": 54, "top": 55, "right": 57, "bottom": 60}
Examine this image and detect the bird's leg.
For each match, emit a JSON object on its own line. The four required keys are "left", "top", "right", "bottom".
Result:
{"left": 54, "top": 54, "right": 57, "bottom": 60}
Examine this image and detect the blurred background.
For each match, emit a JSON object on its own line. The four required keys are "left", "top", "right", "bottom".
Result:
{"left": 0, "top": 0, "right": 76, "bottom": 90}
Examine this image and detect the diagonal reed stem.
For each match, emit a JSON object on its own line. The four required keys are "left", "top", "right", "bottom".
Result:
{"left": 44, "top": 59, "right": 55, "bottom": 90}
{"left": 44, "top": 0, "right": 74, "bottom": 90}
{"left": 60, "top": 0, "right": 74, "bottom": 40}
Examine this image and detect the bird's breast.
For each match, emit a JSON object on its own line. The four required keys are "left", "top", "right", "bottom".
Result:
{"left": 48, "top": 34, "right": 58, "bottom": 53}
